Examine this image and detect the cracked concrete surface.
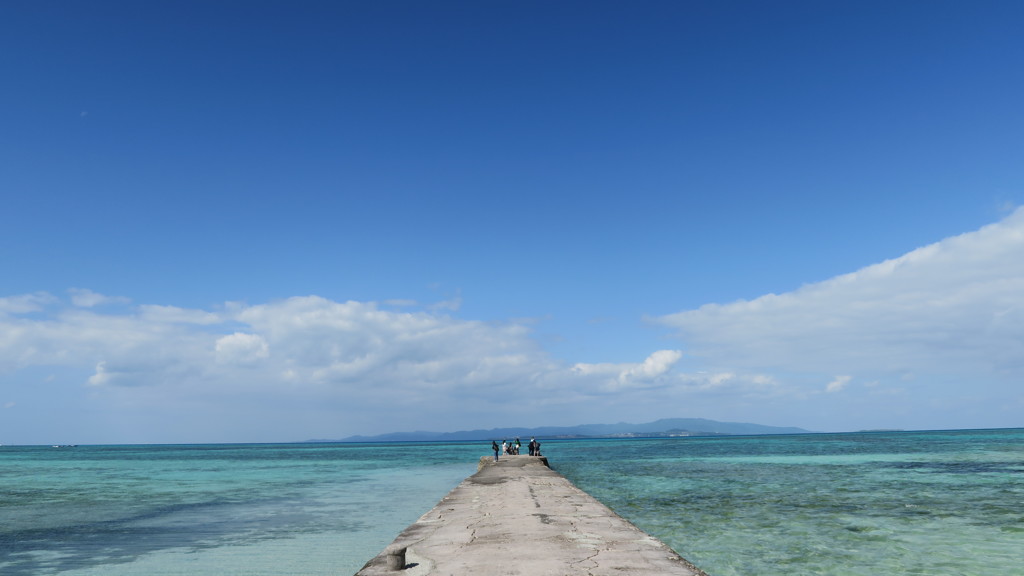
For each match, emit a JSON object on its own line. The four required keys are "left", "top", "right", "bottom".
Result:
{"left": 355, "top": 455, "right": 708, "bottom": 576}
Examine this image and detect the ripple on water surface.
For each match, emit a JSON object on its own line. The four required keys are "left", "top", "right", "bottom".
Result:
{"left": 548, "top": 430, "right": 1024, "bottom": 576}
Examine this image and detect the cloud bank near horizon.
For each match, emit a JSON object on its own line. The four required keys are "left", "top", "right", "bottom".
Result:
{"left": 1, "top": 291, "right": 694, "bottom": 442}
{"left": 657, "top": 207, "right": 1024, "bottom": 380}
{"left": 2, "top": 208, "right": 1022, "bottom": 443}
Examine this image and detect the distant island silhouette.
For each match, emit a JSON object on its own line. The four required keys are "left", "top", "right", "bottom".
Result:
{"left": 311, "top": 417, "right": 812, "bottom": 443}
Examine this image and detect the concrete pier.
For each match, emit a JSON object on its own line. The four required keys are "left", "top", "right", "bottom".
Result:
{"left": 355, "top": 455, "right": 708, "bottom": 576}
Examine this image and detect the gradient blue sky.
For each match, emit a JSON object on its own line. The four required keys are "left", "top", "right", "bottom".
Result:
{"left": 2, "top": 1, "right": 1023, "bottom": 444}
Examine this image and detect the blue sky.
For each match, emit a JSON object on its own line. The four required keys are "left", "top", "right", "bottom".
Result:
{"left": 2, "top": 1, "right": 1023, "bottom": 444}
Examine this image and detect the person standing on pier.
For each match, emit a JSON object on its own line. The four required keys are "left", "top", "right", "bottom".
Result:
{"left": 491, "top": 440, "right": 499, "bottom": 461}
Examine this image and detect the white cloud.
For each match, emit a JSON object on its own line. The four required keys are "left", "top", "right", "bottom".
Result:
{"left": 652, "top": 207, "right": 1024, "bottom": 430}
{"left": 572, "top": 349, "right": 682, "bottom": 392}
{"left": 230, "top": 296, "right": 551, "bottom": 402}
{"left": 3, "top": 204, "right": 1022, "bottom": 444}
{"left": 0, "top": 292, "right": 55, "bottom": 315}
{"left": 826, "top": 375, "right": 851, "bottom": 393}
{"left": 624, "top": 349, "right": 683, "bottom": 381}
{"left": 215, "top": 333, "right": 270, "bottom": 364}
{"left": 0, "top": 290, "right": 726, "bottom": 441}
{"left": 0, "top": 294, "right": 566, "bottom": 432}
{"left": 88, "top": 361, "right": 112, "bottom": 386}
{"left": 658, "top": 207, "right": 1024, "bottom": 381}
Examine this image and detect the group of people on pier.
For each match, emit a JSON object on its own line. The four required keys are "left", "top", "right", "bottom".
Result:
{"left": 490, "top": 437, "right": 541, "bottom": 461}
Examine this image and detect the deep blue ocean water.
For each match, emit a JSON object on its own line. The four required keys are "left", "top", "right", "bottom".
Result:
{"left": 1, "top": 429, "right": 1021, "bottom": 575}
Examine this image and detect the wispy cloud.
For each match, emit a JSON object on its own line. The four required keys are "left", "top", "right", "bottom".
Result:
{"left": 69, "top": 288, "right": 129, "bottom": 308}
{"left": 658, "top": 207, "right": 1024, "bottom": 376}
{"left": 572, "top": 350, "right": 683, "bottom": 392}
{"left": 0, "top": 293, "right": 566, "bottom": 439}
{"left": 1, "top": 209, "right": 1022, "bottom": 442}
{"left": 215, "top": 333, "right": 270, "bottom": 364}
{"left": 826, "top": 375, "right": 852, "bottom": 393}
{"left": 0, "top": 292, "right": 55, "bottom": 315}
{"left": 655, "top": 207, "right": 1024, "bottom": 428}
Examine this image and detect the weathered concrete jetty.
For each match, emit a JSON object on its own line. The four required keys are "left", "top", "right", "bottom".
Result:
{"left": 356, "top": 455, "right": 708, "bottom": 576}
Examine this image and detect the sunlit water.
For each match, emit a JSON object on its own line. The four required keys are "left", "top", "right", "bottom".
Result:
{"left": 0, "top": 443, "right": 479, "bottom": 575}
{"left": 2, "top": 429, "right": 1021, "bottom": 575}
{"left": 553, "top": 429, "right": 1024, "bottom": 576}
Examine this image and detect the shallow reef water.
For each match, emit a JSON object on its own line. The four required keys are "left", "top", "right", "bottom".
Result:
{"left": 2, "top": 429, "right": 1022, "bottom": 576}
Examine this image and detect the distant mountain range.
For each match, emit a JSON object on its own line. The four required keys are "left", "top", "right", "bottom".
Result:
{"left": 313, "top": 418, "right": 812, "bottom": 443}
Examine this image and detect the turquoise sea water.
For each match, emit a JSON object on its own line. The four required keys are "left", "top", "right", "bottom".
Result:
{"left": 554, "top": 429, "right": 1024, "bottom": 576}
{"left": 0, "top": 443, "right": 480, "bottom": 575}
{"left": 2, "top": 429, "right": 1022, "bottom": 575}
